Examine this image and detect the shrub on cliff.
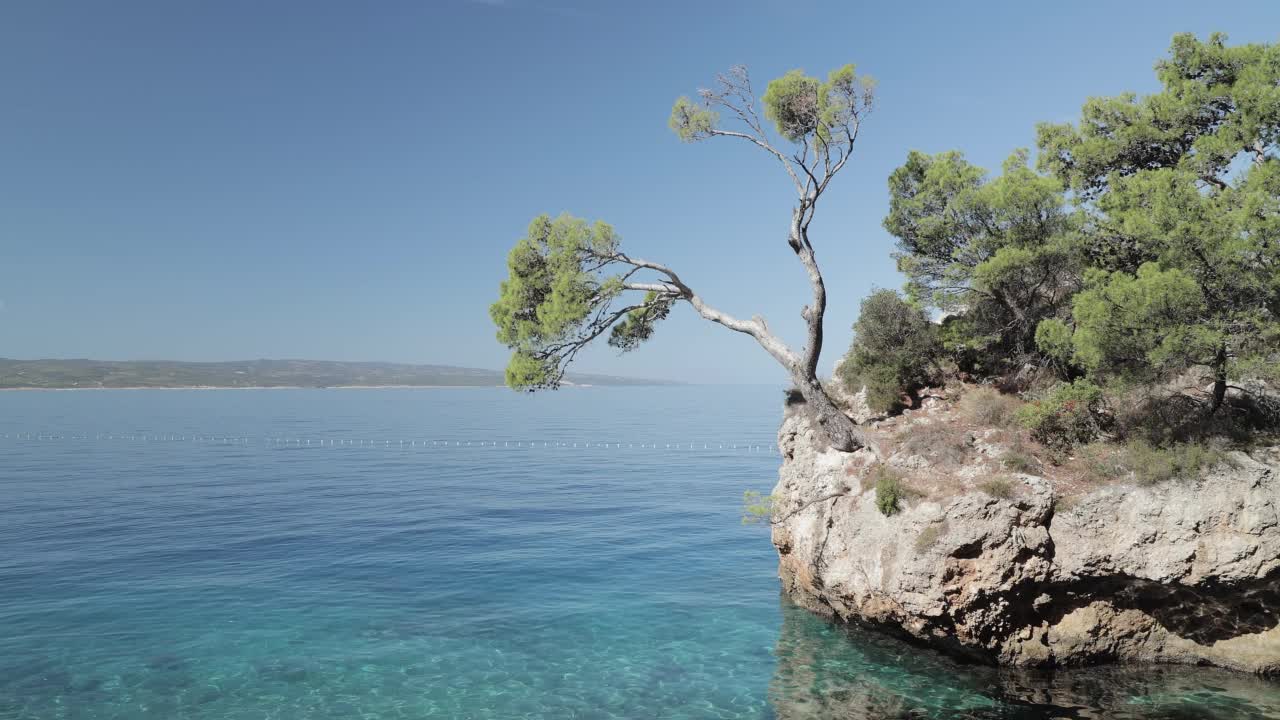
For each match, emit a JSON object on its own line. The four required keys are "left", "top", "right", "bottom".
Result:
{"left": 838, "top": 290, "right": 942, "bottom": 413}
{"left": 999, "top": 442, "right": 1039, "bottom": 474}
{"left": 870, "top": 465, "right": 920, "bottom": 516}
{"left": 1016, "top": 379, "right": 1110, "bottom": 451}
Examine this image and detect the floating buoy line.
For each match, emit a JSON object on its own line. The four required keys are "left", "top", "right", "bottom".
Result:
{"left": 0, "top": 432, "right": 780, "bottom": 455}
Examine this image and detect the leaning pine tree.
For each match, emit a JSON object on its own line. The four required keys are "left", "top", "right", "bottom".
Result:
{"left": 490, "top": 65, "right": 876, "bottom": 450}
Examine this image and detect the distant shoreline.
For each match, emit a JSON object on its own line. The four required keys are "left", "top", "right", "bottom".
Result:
{"left": 0, "top": 358, "right": 671, "bottom": 390}
{"left": 0, "top": 384, "right": 614, "bottom": 392}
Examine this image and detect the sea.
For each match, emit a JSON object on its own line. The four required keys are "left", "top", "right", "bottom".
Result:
{"left": 1, "top": 385, "right": 1278, "bottom": 719}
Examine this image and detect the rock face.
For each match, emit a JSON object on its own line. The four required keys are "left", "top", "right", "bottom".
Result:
{"left": 770, "top": 408, "right": 1280, "bottom": 676}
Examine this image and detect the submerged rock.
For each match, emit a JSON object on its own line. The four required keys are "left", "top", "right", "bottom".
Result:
{"left": 770, "top": 409, "right": 1280, "bottom": 675}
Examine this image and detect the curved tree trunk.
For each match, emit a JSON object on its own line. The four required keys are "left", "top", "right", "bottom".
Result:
{"left": 786, "top": 214, "right": 867, "bottom": 453}
{"left": 791, "top": 373, "right": 866, "bottom": 452}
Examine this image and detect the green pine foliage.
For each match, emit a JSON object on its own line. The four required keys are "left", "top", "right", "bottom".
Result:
{"left": 490, "top": 214, "right": 681, "bottom": 390}
{"left": 883, "top": 149, "right": 1080, "bottom": 372}
{"left": 1034, "top": 33, "right": 1280, "bottom": 401}
{"left": 490, "top": 214, "right": 623, "bottom": 389}
{"left": 860, "top": 33, "right": 1279, "bottom": 450}
{"left": 837, "top": 290, "right": 942, "bottom": 412}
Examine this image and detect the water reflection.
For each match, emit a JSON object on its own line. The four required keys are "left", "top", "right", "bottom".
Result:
{"left": 769, "top": 597, "right": 1280, "bottom": 719}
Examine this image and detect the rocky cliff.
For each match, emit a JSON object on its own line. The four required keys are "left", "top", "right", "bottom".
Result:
{"left": 770, "top": 403, "right": 1280, "bottom": 676}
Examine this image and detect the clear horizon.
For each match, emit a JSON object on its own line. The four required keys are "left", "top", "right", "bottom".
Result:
{"left": 3, "top": 0, "right": 1278, "bottom": 383}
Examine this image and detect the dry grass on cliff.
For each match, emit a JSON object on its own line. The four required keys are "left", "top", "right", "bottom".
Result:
{"left": 861, "top": 383, "right": 1102, "bottom": 499}
{"left": 913, "top": 520, "right": 949, "bottom": 551}
{"left": 897, "top": 423, "right": 972, "bottom": 467}
{"left": 977, "top": 476, "right": 1017, "bottom": 499}
{"left": 855, "top": 382, "right": 1254, "bottom": 501}
{"left": 958, "top": 387, "right": 1024, "bottom": 428}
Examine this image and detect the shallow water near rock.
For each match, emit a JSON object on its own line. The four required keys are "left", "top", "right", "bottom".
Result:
{"left": 1, "top": 386, "right": 1277, "bottom": 719}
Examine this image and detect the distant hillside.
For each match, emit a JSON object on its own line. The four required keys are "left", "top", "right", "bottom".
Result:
{"left": 0, "top": 359, "right": 673, "bottom": 390}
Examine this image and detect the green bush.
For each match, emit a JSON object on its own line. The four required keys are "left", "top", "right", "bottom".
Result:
{"left": 838, "top": 290, "right": 942, "bottom": 413}
{"left": 872, "top": 465, "right": 918, "bottom": 516}
{"left": 1016, "top": 379, "right": 1109, "bottom": 451}
{"left": 875, "top": 476, "right": 904, "bottom": 516}
{"left": 855, "top": 362, "right": 910, "bottom": 414}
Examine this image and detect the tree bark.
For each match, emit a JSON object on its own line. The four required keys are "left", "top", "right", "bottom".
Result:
{"left": 1211, "top": 371, "right": 1228, "bottom": 415}
{"left": 784, "top": 209, "right": 869, "bottom": 452}
{"left": 791, "top": 372, "right": 867, "bottom": 452}
{"left": 620, "top": 250, "right": 866, "bottom": 452}
{"left": 1211, "top": 377, "right": 1227, "bottom": 414}
{"left": 1210, "top": 345, "right": 1228, "bottom": 414}
{"left": 791, "top": 209, "right": 827, "bottom": 380}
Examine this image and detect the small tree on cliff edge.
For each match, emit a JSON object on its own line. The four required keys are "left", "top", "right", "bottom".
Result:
{"left": 491, "top": 64, "right": 876, "bottom": 450}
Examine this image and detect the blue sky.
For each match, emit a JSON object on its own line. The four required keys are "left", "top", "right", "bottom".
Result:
{"left": 2, "top": 1, "right": 1277, "bottom": 384}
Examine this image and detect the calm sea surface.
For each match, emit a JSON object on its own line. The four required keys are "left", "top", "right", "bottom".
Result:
{"left": 1, "top": 386, "right": 1278, "bottom": 719}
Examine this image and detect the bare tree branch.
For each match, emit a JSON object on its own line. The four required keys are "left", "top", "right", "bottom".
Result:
{"left": 607, "top": 251, "right": 799, "bottom": 368}
{"left": 705, "top": 128, "right": 804, "bottom": 193}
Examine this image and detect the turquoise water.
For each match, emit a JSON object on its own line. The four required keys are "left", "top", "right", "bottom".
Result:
{"left": 1, "top": 386, "right": 1277, "bottom": 719}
